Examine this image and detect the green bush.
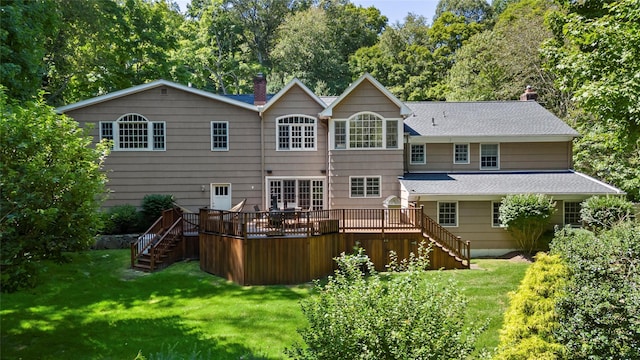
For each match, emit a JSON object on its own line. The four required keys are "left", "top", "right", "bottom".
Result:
{"left": 551, "top": 223, "right": 640, "bottom": 359}
{"left": 286, "top": 244, "right": 482, "bottom": 359}
{"left": 102, "top": 205, "right": 142, "bottom": 234}
{"left": 494, "top": 253, "right": 567, "bottom": 360}
{"left": 141, "top": 194, "right": 174, "bottom": 227}
{"left": 579, "top": 195, "right": 634, "bottom": 232}
{"left": 499, "top": 194, "right": 556, "bottom": 254}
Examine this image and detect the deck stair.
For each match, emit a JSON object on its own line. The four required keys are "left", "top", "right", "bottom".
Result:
{"left": 420, "top": 212, "right": 471, "bottom": 269}
{"left": 131, "top": 208, "right": 192, "bottom": 272}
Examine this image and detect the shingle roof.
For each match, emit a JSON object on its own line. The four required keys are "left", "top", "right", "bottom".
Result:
{"left": 403, "top": 101, "right": 579, "bottom": 137}
{"left": 399, "top": 171, "right": 623, "bottom": 196}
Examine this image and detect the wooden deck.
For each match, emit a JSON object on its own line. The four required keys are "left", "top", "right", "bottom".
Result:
{"left": 198, "top": 208, "right": 470, "bottom": 285}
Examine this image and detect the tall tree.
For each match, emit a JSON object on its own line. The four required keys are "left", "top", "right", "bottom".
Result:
{"left": 544, "top": 0, "right": 640, "bottom": 200}
{"left": 434, "top": 0, "right": 494, "bottom": 23}
{"left": 0, "top": 0, "right": 58, "bottom": 101}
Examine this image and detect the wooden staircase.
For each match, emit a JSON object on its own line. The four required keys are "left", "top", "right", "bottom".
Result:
{"left": 131, "top": 208, "right": 191, "bottom": 272}
{"left": 420, "top": 212, "right": 471, "bottom": 269}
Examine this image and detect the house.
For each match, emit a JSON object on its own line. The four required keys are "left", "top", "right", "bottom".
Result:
{"left": 57, "top": 73, "right": 623, "bottom": 257}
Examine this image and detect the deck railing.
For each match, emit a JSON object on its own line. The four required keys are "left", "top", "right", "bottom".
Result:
{"left": 420, "top": 212, "right": 470, "bottom": 267}
{"left": 148, "top": 218, "right": 182, "bottom": 270}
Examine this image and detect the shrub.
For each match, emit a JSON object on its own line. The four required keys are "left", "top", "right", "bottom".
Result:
{"left": 102, "top": 205, "right": 142, "bottom": 234}
{"left": 499, "top": 194, "right": 556, "bottom": 254}
{"left": 286, "top": 244, "right": 482, "bottom": 359}
{"left": 494, "top": 253, "right": 568, "bottom": 360}
{"left": 551, "top": 223, "right": 640, "bottom": 359}
{"left": 579, "top": 195, "right": 634, "bottom": 232}
{"left": 140, "top": 194, "right": 174, "bottom": 227}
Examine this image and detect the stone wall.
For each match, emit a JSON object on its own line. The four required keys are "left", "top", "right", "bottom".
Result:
{"left": 93, "top": 234, "right": 140, "bottom": 250}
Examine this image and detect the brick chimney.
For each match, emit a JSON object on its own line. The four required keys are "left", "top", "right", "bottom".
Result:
{"left": 520, "top": 85, "right": 538, "bottom": 101}
{"left": 253, "top": 73, "right": 267, "bottom": 106}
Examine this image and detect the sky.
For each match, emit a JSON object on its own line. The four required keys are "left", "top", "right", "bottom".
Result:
{"left": 174, "top": 0, "right": 439, "bottom": 25}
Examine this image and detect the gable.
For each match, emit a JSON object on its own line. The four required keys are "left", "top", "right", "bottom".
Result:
{"left": 261, "top": 82, "right": 325, "bottom": 117}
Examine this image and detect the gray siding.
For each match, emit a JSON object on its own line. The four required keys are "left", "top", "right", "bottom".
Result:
{"left": 67, "top": 86, "right": 263, "bottom": 211}
{"left": 407, "top": 141, "right": 573, "bottom": 172}
{"left": 332, "top": 80, "right": 401, "bottom": 119}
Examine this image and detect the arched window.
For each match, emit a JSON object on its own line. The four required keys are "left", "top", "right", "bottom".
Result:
{"left": 100, "top": 113, "right": 165, "bottom": 151}
{"left": 333, "top": 112, "right": 399, "bottom": 150}
{"left": 276, "top": 115, "right": 317, "bottom": 151}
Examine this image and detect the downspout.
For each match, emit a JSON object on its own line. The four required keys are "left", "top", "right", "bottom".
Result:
{"left": 326, "top": 118, "right": 331, "bottom": 210}
{"left": 260, "top": 109, "right": 265, "bottom": 209}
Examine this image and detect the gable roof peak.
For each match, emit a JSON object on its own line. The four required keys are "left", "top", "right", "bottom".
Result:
{"left": 260, "top": 77, "right": 326, "bottom": 113}
{"left": 319, "top": 73, "right": 412, "bottom": 118}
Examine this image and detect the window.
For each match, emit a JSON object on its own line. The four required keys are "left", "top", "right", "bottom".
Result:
{"left": 268, "top": 178, "right": 324, "bottom": 210}
{"left": 480, "top": 144, "right": 499, "bottom": 169}
{"left": 334, "top": 113, "right": 400, "bottom": 150}
{"left": 386, "top": 120, "right": 398, "bottom": 149}
{"left": 564, "top": 201, "right": 582, "bottom": 226}
{"left": 492, "top": 201, "right": 505, "bottom": 227}
{"left": 350, "top": 176, "right": 381, "bottom": 198}
{"left": 438, "top": 202, "right": 458, "bottom": 227}
{"left": 277, "top": 115, "right": 316, "bottom": 150}
{"left": 100, "top": 114, "right": 165, "bottom": 151}
{"left": 454, "top": 144, "right": 469, "bottom": 164}
{"left": 211, "top": 121, "right": 229, "bottom": 151}
{"left": 410, "top": 144, "right": 426, "bottom": 164}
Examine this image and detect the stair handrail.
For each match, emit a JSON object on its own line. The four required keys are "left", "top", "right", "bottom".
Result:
{"left": 421, "top": 212, "right": 471, "bottom": 268}
{"left": 131, "top": 216, "right": 164, "bottom": 268}
{"left": 148, "top": 217, "right": 183, "bottom": 271}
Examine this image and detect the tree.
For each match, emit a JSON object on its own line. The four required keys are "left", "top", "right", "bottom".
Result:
{"left": 544, "top": 0, "right": 640, "bottom": 201}
{"left": 499, "top": 194, "right": 556, "bottom": 254}
{"left": 0, "top": 89, "right": 109, "bottom": 292}
{"left": 286, "top": 245, "right": 481, "bottom": 359}
{"left": 0, "top": 0, "right": 59, "bottom": 101}
{"left": 434, "top": 0, "right": 494, "bottom": 23}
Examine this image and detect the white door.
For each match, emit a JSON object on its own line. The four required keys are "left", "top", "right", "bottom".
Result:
{"left": 210, "top": 183, "right": 232, "bottom": 210}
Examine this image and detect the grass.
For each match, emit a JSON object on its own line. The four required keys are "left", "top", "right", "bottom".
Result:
{"left": 1, "top": 250, "right": 529, "bottom": 359}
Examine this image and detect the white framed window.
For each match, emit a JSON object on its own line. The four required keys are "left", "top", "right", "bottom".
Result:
{"left": 350, "top": 176, "right": 381, "bottom": 198}
{"left": 480, "top": 143, "right": 500, "bottom": 170}
{"left": 211, "top": 121, "right": 229, "bottom": 151}
{"left": 268, "top": 178, "right": 324, "bottom": 210}
{"left": 438, "top": 201, "right": 458, "bottom": 227}
{"left": 277, "top": 115, "right": 317, "bottom": 151}
{"left": 410, "top": 144, "right": 426, "bottom": 164}
{"left": 100, "top": 114, "right": 165, "bottom": 151}
{"left": 492, "top": 201, "right": 505, "bottom": 227}
{"left": 454, "top": 143, "right": 469, "bottom": 164}
{"left": 564, "top": 201, "right": 582, "bottom": 226}
{"left": 333, "top": 112, "right": 400, "bottom": 150}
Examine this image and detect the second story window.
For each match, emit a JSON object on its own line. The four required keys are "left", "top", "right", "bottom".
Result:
{"left": 334, "top": 112, "right": 400, "bottom": 150}
{"left": 277, "top": 115, "right": 316, "bottom": 151}
{"left": 480, "top": 143, "right": 500, "bottom": 170}
{"left": 410, "top": 144, "right": 426, "bottom": 164}
{"left": 100, "top": 114, "right": 165, "bottom": 151}
{"left": 211, "top": 121, "right": 229, "bottom": 151}
{"left": 454, "top": 144, "right": 469, "bottom": 164}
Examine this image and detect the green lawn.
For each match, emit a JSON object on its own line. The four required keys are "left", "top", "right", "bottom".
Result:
{"left": 0, "top": 250, "right": 529, "bottom": 359}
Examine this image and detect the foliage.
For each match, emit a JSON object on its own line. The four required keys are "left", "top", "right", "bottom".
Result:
{"left": 0, "top": 89, "right": 109, "bottom": 292}
{"left": 286, "top": 245, "right": 482, "bottom": 359}
{"left": 494, "top": 253, "right": 567, "bottom": 359}
{"left": 498, "top": 194, "right": 556, "bottom": 254}
{"left": 101, "top": 205, "right": 143, "bottom": 235}
{"left": 550, "top": 223, "right": 640, "bottom": 359}
{"left": 141, "top": 194, "right": 175, "bottom": 227}
{"left": 434, "top": 0, "right": 494, "bottom": 23}
{"left": 543, "top": 0, "right": 640, "bottom": 201}
{"left": 579, "top": 195, "right": 635, "bottom": 232}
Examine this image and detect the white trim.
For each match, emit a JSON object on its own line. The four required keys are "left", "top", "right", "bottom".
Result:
{"left": 408, "top": 135, "right": 576, "bottom": 143}
{"left": 491, "top": 201, "right": 506, "bottom": 228}
{"left": 453, "top": 143, "right": 470, "bottom": 164}
{"left": 572, "top": 170, "right": 626, "bottom": 194}
{"left": 410, "top": 144, "right": 426, "bottom": 164}
{"left": 210, "top": 121, "right": 229, "bottom": 151}
{"left": 260, "top": 79, "right": 326, "bottom": 112}
{"left": 102, "top": 113, "right": 166, "bottom": 151}
{"left": 56, "top": 79, "right": 258, "bottom": 114}
{"left": 332, "top": 112, "right": 403, "bottom": 150}
{"left": 349, "top": 175, "right": 382, "bottom": 198}
{"left": 275, "top": 114, "right": 317, "bottom": 151}
{"left": 319, "top": 73, "right": 412, "bottom": 118}
{"left": 437, "top": 201, "right": 458, "bottom": 227}
{"left": 210, "top": 183, "right": 232, "bottom": 210}
{"left": 480, "top": 143, "right": 500, "bottom": 170}
{"left": 563, "top": 200, "right": 582, "bottom": 227}
{"left": 265, "top": 176, "right": 327, "bottom": 210}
